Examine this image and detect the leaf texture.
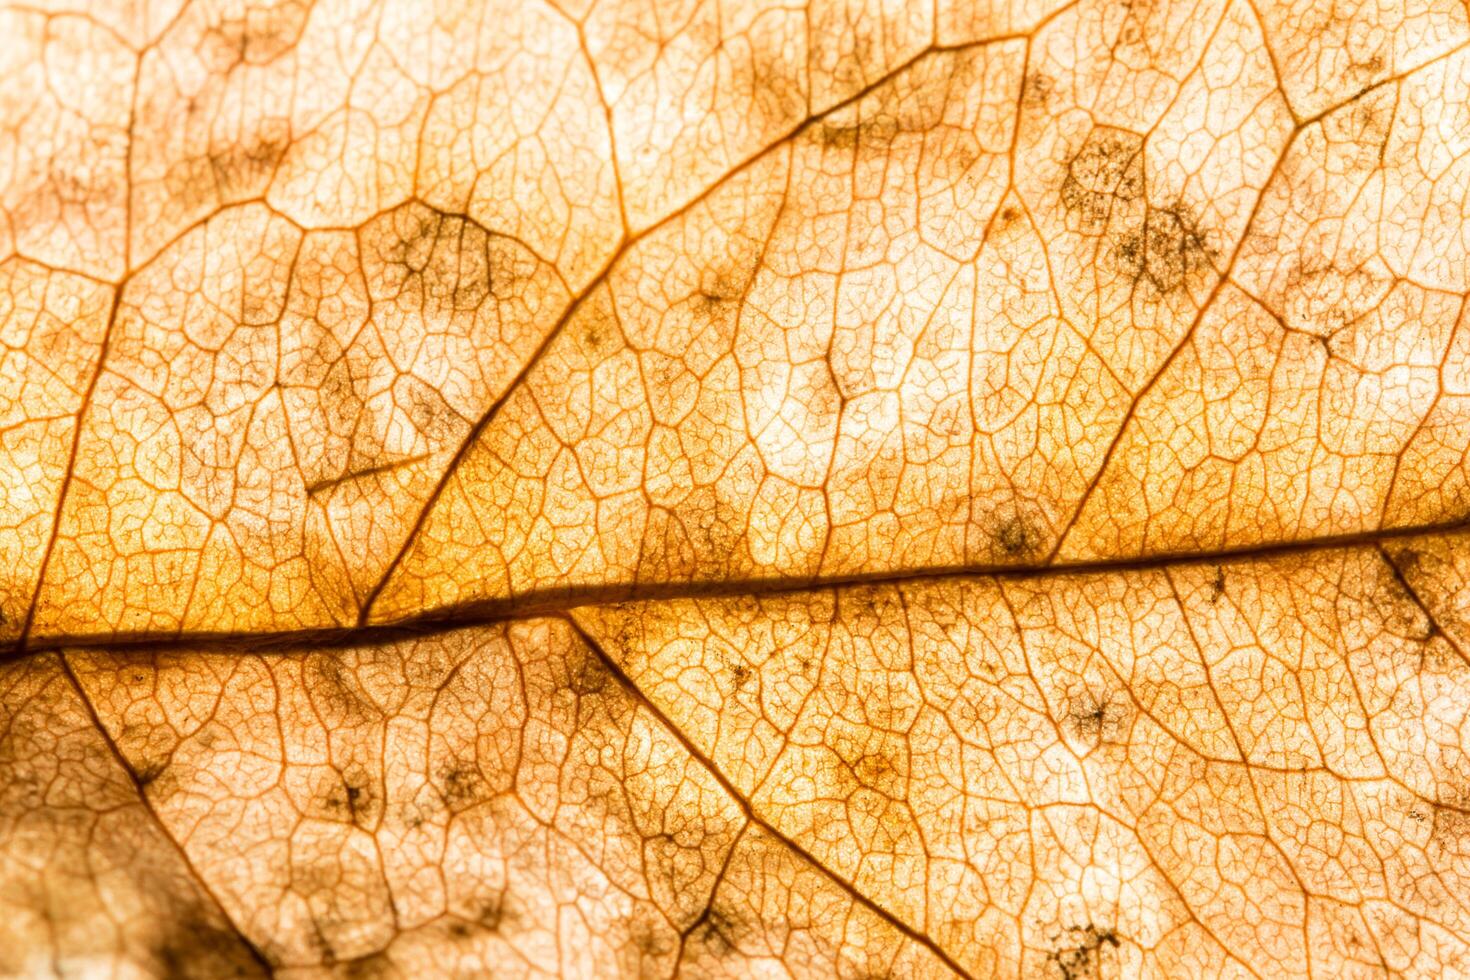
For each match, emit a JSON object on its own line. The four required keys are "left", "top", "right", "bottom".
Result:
{"left": 3, "top": 0, "right": 1470, "bottom": 975}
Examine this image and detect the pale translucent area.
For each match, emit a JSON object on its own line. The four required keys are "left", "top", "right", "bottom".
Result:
{"left": 34, "top": 203, "right": 569, "bottom": 638}
{"left": 579, "top": 548, "right": 1470, "bottom": 977}
{"left": 1256, "top": 0, "right": 1469, "bottom": 119}
{"left": 1064, "top": 47, "right": 1470, "bottom": 561}
{"left": 0, "top": 654, "right": 265, "bottom": 978}
{"left": 0, "top": 262, "right": 110, "bottom": 644}
{"left": 0, "top": 8, "right": 133, "bottom": 280}
{"left": 5, "top": 0, "right": 1470, "bottom": 976}
{"left": 2, "top": 0, "right": 1468, "bottom": 639}
{"left": 67, "top": 619, "right": 955, "bottom": 978}
{"left": 377, "top": 0, "right": 1303, "bottom": 622}
{"left": 12, "top": 547, "right": 1470, "bottom": 975}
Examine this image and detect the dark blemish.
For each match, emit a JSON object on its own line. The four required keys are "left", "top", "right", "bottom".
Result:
{"left": 809, "top": 110, "right": 902, "bottom": 151}
{"left": 1428, "top": 792, "right": 1470, "bottom": 849}
{"left": 728, "top": 659, "right": 753, "bottom": 690}
{"left": 308, "top": 919, "right": 338, "bottom": 966}
{"left": 845, "top": 587, "right": 886, "bottom": 619}
{"left": 630, "top": 918, "right": 668, "bottom": 958}
{"left": 690, "top": 263, "right": 751, "bottom": 329}
{"left": 1391, "top": 548, "right": 1424, "bottom": 577}
{"left": 1046, "top": 925, "right": 1121, "bottom": 980}
{"left": 1377, "top": 551, "right": 1441, "bottom": 645}
{"left": 1348, "top": 51, "right": 1386, "bottom": 77}
{"left": 578, "top": 301, "right": 624, "bottom": 357}
{"left": 384, "top": 211, "right": 439, "bottom": 276}
{"left": 1022, "top": 71, "right": 1054, "bottom": 111}
{"left": 1113, "top": 201, "right": 1215, "bottom": 296}
{"left": 1348, "top": 96, "right": 1393, "bottom": 156}
{"left": 438, "top": 763, "right": 485, "bottom": 808}
{"left": 994, "top": 514, "right": 1041, "bottom": 561}
{"left": 854, "top": 748, "right": 904, "bottom": 790}
{"left": 205, "top": 1, "right": 311, "bottom": 69}
{"left": 694, "top": 286, "right": 733, "bottom": 317}
{"left": 324, "top": 773, "right": 375, "bottom": 825}
{"left": 340, "top": 952, "right": 392, "bottom": 980}
{"left": 1207, "top": 566, "right": 1226, "bottom": 602}
{"left": 1066, "top": 688, "right": 1126, "bottom": 746}
{"left": 136, "top": 758, "right": 168, "bottom": 787}
{"left": 478, "top": 895, "right": 509, "bottom": 932}
{"left": 436, "top": 895, "right": 520, "bottom": 950}
{"left": 207, "top": 128, "right": 288, "bottom": 194}
{"left": 1111, "top": 0, "right": 1157, "bottom": 52}
{"left": 151, "top": 907, "right": 263, "bottom": 979}
{"left": 305, "top": 655, "right": 378, "bottom": 726}
{"left": 692, "top": 900, "right": 748, "bottom": 957}
{"left": 363, "top": 203, "right": 537, "bottom": 326}
{"left": 568, "top": 651, "right": 609, "bottom": 697}
{"left": 682, "top": 496, "right": 747, "bottom": 577}
{"left": 1061, "top": 128, "right": 1144, "bottom": 230}
{"left": 404, "top": 383, "right": 460, "bottom": 444}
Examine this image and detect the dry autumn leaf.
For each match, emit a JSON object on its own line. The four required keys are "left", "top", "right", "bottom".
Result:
{"left": 3, "top": 0, "right": 1470, "bottom": 976}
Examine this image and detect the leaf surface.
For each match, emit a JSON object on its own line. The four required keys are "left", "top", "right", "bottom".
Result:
{"left": 4, "top": 0, "right": 1470, "bottom": 975}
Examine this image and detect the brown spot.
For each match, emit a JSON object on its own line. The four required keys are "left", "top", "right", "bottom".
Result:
{"left": 204, "top": 1, "right": 311, "bottom": 69}
{"left": 1348, "top": 51, "right": 1386, "bottom": 78}
{"left": 340, "top": 952, "right": 392, "bottom": 980}
{"left": 150, "top": 906, "right": 264, "bottom": 979}
{"left": 1046, "top": 925, "right": 1121, "bottom": 980}
{"left": 402, "top": 380, "right": 462, "bottom": 444}
{"left": 1060, "top": 128, "right": 1144, "bottom": 230}
{"left": 1023, "top": 71, "right": 1054, "bottom": 111}
{"left": 304, "top": 655, "right": 379, "bottom": 727}
{"left": 1207, "top": 566, "right": 1226, "bottom": 602}
{"left": 1112, "top": 201, "right": 1215, "bottom": 295}
{"left": 809, "top": 109, "right": 902, "bottom": 152}
{"left": 692, "top": 898, "right": 750, "bottom": 958}
{"left": 693, "top": 280, "right": 739, "bottom": 318}
{"left": 1065, "top": 686, "right": 1128, "bottom": 747}
{"left": 629, "top": 915, "right": 670, "bottom": 958}
{"left": 568, "top": 649, "right": 610, "bottom": 697}
{"left": 323, "top": 771, "right": 377, "bottom": 825}
{"left": 207, "top": 122, "right": 289, "bottom": 198}
{"left": 135, "top": 758, "right": 168, "bottom": 788}
{"left": 379, "top": 209, "right": 439, "bottom": 276}
{"left": 438, "top": 763, "right": 486, "bottom": 808}
{"left": 993, "top": 513, "right": 1042, "bottom": 561}
{"left": 362, "top": 202, "right": 512, "bottom": 309}
{"left": 445, "top": 894, "right": 514, "bottom": 941}
{"left": 478, "top": 894, "right": 510, "bottom": 932}
{"left": 728, "top": 659, "right": 753, "bottom": 690}
{"left": 854, "top": 747, "right": 906, "bottom": 791}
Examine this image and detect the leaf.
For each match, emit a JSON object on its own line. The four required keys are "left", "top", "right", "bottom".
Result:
{"left": 2, "top": 0, "right": 1470, "bottom": 975}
